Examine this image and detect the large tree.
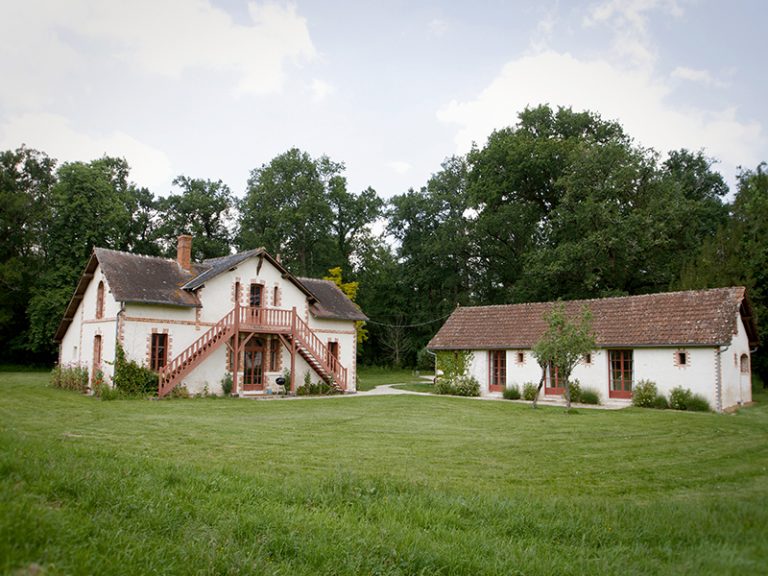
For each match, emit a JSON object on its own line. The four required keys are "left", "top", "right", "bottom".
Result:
{"left": 0, "top": 146, "right": 56, "bottom": 362}
{"left": 27, "top": 157, "right": 141, "bottom": 358}
{"left": 156, "top": 176, "right": 234, "bottom": 260}
{"left": 239, "top": 149, "right": 335, "bottom": 276}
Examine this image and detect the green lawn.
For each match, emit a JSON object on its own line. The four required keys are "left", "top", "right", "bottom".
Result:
{"left": 356, "top": 366, "right": 433, "bottom": 391}
{"left": 2, "top": 372, "right": 768, "bottom": 575}
{"left": 391, "top": 382, "right": 435, "bottom": 393}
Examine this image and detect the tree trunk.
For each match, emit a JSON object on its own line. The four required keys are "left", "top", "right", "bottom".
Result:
{"left": 532, "top": 367, "right": 546, "bottom": 408}
{"left": 564, "top": 379, "right": 571, "bottom": 409}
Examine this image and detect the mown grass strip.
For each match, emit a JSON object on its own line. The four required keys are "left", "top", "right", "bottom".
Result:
{"left": 1, "top": 372, "right": 767, "bottom": 575}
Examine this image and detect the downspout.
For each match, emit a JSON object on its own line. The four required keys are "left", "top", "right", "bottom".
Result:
{"left": 114, "top": 302, "right": 125, "bottom": 384}
{"left": 716, "top": 344, "right": 730, "bottom": 413}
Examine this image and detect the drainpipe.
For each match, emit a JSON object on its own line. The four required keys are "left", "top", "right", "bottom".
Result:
{"left": 716, "top": 344, "right": 730, "bottom": 412}
{"left": 114, "top": 302, "right": 125, "bottom": 383}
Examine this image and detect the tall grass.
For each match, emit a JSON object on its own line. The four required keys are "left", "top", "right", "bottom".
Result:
{"left": 1, "top": 372, "right": 767, "bottom": 575}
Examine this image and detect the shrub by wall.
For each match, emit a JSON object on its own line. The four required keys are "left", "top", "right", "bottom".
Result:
{"left": 50, "top": 364, "right": 89, "bottom": 392}
{"left": 434, "top": 351, "right": 480, "bottom": 397}
{"left": 580, "top": 388, "right": 600, "bottom": 405}
{"left": 568, "top": 380, "right": 583, "bottom": 403}
{"left": 632, "top": 380, "right": 659, "bottom": 408}
{"left": 113, "top": 343, "right": 158, "bottom": 397}
{"left": 669, "top": 386, "right": 710, "bottom": 411}
{"left": 522, "top": 382, "right": 538, "bottom": 401}
{"left": 503, "top": 385, "right": 521, "bottom": 400}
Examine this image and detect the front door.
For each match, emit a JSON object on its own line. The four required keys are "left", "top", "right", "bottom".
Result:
{"left": 243, "top": 338, "right": 265, "bottom": 391}
{"left": 544, "top": 363, "right": 563, "bottom": 395}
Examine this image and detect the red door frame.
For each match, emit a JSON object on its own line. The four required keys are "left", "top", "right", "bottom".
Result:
{"left": 488, "top": 350, "right": 505, "bottom": 393}
{"left": 242, "top": 338, "right": 265, "bottom": 391}
{"left": 544, "top": 363, "right": 564, "bottom": 395}
{"left": 608, "top": 349, "right": 633, "bottom": 399}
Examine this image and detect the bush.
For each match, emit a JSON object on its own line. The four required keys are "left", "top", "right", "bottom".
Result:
{"left": 416, "top": 348, "right": 435, "bottom": 371}
{"left": 669, "top": 386, "right": 693, "bottom": 410}
{"left": 296, "top": 380, "right": 340, "bottom": 396}
{"left": 50, "top": 364, "right": 89, "bottom": 392}
{"left": 221, "top": 372, "right": 233, "bottom": 396}
{"left": 567, "top": 379, "right": 583, "bottom": 403}
{"left": 632, "top": 380, "right": 659, "bottom": 408}
{"left": 503, "top": 385, "right": 521, "bottom": 400}
{"left": 454, "top": 376, "right": 480, "bottom": 397}
{"left": 170, "top": 385, "right": 190, "bottom": 399}
{"left": 653, "top": 394, "right": 669, "bottom": 409}
{"left": 522, "top": 382, "right": 538, "bottom": 401}
{"left": 433, "top": 376, "right": 480, "bottom": 397}
{"left": 686, "top": 394, "right": 711, "bottom": 412}
{"left": 669, "top": 386, "right": 709, "bottom": 411}
{"left": 94, "top": 382, "right": 120, "bottom": 401}
{"left": 113, "top": 344, "right": 158, "bottom": 397}
{"left": 580, "top": 388, "right": 600, "bottom": 405}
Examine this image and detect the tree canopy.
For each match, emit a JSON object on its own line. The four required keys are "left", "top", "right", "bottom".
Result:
{"left": 1, "top": 104, "right": 766, "bottom": 371}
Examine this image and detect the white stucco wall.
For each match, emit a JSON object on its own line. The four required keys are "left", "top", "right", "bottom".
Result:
{"left": 720, "top": 312, "right": 753, "bottom": 409}
{"left": 467, "top": 309, "right": 753, "bottom": 411}
{"left": 58, "top": 253, "right": 364, "bottom": 395}
{"left": 58, "top": 264, "right": 120, "bottom": 383}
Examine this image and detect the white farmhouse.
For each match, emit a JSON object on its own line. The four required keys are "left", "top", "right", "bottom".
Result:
{"left": 428, "top": 288, "right": 758, "bottom": 411}
{"left": 55, "top": 236, "right": 366, "bottom": 396}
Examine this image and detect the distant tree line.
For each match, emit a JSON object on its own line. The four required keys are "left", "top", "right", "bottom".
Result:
{"left": 2, "top": 105, "right": 766, "bottom": 380}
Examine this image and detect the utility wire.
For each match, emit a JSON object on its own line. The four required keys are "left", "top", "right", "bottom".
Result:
{"left": 363, "top": 311, "right": 454, "bottom": 328}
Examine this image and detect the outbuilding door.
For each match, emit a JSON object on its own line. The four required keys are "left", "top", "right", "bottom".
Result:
{"left": 544, "top": 363, "right": 564, "bottom": 395}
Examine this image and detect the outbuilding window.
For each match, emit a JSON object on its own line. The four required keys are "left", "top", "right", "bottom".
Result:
{"left": 150, "top": 333, "right": 168, "bottom": 371}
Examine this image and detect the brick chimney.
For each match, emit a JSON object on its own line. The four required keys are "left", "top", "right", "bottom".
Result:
{"left": 177, "top": 235, "right": 192, "bottom": 271}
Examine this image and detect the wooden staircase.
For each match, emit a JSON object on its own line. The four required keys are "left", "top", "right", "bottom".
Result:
{"left": 157, "top": 306, "right": 348, "bottom": 397}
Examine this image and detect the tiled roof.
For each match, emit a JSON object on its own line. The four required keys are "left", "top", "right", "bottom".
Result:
{"left": 55, "top": 246, "right": 367, "bottom": 341}
{"left": 428, "top": 287, "right": 758, "bottom": 350}
{"left": 299, "top": 278, "right": 368, "bottom": 321}
{"left": 96, "top": 248, "right": 203, "bottom": 307}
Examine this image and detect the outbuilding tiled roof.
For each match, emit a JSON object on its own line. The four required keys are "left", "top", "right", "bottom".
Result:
{"left": 428, "top": 287, "right": 758, "bottom": 350}
{"left": 299, "top": 278, "right": 368, "bottom": 321}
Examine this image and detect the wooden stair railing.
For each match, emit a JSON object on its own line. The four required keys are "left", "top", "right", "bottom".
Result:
{"left": 156, "top": 306, "right": 349, "bottom": 396}
{"left": 157, "top": 309, "right": 236, "bottom": 397}
{"left": 292, "top": 312, "right": 348, "bottom": 391}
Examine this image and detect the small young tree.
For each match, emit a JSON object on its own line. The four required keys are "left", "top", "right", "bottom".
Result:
{"left": 532, "top": 304, "right": 595, "bottom": 409}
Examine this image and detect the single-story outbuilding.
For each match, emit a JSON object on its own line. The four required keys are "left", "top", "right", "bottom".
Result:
{"left": 427, "top": 287, "right": 758, "bottom": 411}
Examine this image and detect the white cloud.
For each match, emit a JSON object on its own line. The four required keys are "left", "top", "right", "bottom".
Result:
{"left": 671, "top": 66, "right": 726, "bottom": 87}
{"left": 388, "top": 160, "right": 412, "bottom": 175}
{"left": 0, "top": 0, "right": 316, "bottom": 106}
{"left": 584, "top": 0, "right": 683, "bottom": 69}
{"left": 0, "top": 113, "right": 174, "bottom": 191}
{"left": 311, "top": 79, "right": 335, "bottom": 102}
{"left": 428, "top": 18, "right": 450, "bottom": 37}
{"left": 437, "top": 50, "right": 763, "bottom": 181}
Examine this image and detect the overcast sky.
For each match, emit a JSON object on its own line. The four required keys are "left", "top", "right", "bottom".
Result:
{"left": 1, "top": 0, "right": 765, "bottom": 199}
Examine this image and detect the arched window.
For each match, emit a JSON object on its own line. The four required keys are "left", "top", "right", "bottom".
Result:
{"left": 740, "top": 354, "right": 750, "bottom": 374}
{"left": 96, "top": 281, "right": 105, "bottom": 319}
